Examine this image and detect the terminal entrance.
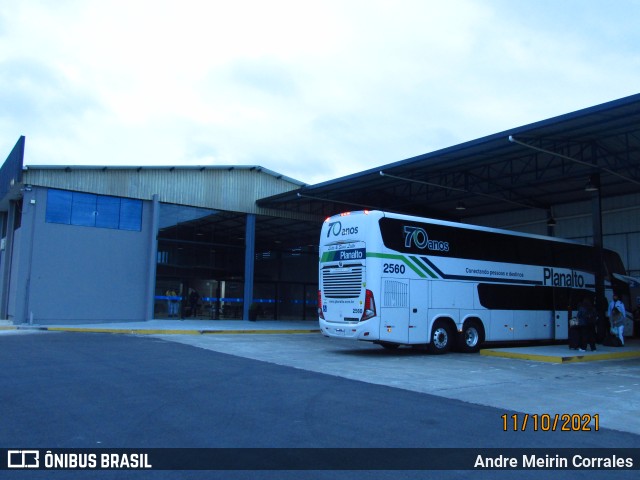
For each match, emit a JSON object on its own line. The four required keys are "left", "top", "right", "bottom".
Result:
{"left": 153, "top": 203, "right": 319, "bottom": 321}
{"left": 155, "top": 278, "right": 317, "bottom": 320}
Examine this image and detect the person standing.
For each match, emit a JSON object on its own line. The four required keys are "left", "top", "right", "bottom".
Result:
{"left": 608, "top": 293, "right": 626, "bottom": 346}
{"left": 166, "top": 287, "right": 179, "bottom": 318}
{"left": 633, "top": 296, "right": 640, "bottom": 338}
{"left": 188, "top": 288, "right": 200, "bottom": 318}
{"left": 568, "top": 301, "right": 580, "bottom": 350}
{"left": 578, "top": 297, "right": 597, "bottom": 351}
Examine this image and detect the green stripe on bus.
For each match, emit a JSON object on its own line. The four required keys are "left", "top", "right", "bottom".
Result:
{"left": 367, "top": 252, "right": 429, "bottom": 278}
{"left": 407, "top": 256, "right": 438, "bottom": 279}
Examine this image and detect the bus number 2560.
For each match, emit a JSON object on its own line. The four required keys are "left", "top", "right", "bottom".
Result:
{"left": 383, "top": 263, "right": 406, "bottom": 274}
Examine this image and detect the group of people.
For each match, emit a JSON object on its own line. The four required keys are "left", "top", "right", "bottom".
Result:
{"left": 569, "top": 293, "right": 628, "bottom": 351}
{"left": 164, "top": 288, "right": 201, "bottom": 319}
{"left": 568, "top": 297, "right": 598, "bottom": 352}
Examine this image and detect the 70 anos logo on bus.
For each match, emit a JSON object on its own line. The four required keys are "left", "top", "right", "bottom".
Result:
{"left": 326, "top": 221, "right": 358, "bottom": 237}
{"left": 403, "top": 226, "right": 450, "bottom": 252}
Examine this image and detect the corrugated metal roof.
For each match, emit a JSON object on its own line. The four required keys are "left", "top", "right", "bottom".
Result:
{"left": 22, "top": 165, "right": 315, "bottom": 219}
{"left": 25, "top": 164, "right": 305, "bottom": 185}
{"left": 258, "top": 92, "right": 640, "bottom": 221}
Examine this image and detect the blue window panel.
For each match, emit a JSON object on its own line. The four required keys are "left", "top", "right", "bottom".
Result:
{"left": 45, "top": 189, "right": 72, "bottom": 224}
{"left": 71, "top": 192, "right": 97, "bottom": 227}
{"left": 95, "top": 196, "right": 120, "bottom": 229}
{"left": 119, "top": 198, "right": 142, "bottom": 231}
{"left": 45, "top": 188, "right": 141, "bottom": 232}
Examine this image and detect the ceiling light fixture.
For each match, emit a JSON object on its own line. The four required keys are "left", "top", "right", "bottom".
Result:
{"left": 585, "top": 178, "right": 599, "bottom": 192}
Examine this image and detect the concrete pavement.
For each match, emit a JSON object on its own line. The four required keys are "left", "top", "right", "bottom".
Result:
{"left": 3, "top": 317, "right": 640, "bottom": 363}
{"left": 155, "top": 332, "right": 640, "bottom": 435}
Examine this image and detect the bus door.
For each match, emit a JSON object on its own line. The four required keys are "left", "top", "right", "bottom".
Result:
{"left": 379, "top": 278, "right": 410, "bottom": 344}
{"left": 553, "top": 309, "right": 568, "bottom": 340}
{"left": 409, "top": 280, "right": 430, "bottom": 344}
{"left": 552, "top": 288, "right": 570, "bottom": 341}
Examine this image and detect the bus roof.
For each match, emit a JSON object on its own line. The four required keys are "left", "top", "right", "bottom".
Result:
{"left": 330, "top": 210, "right": 596, "bottom": 249}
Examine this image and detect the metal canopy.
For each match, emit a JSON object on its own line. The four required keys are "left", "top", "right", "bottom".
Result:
{"left": 258, "top": 93, "right": 640, "bottom": 221}
{"left": 158, "top": 210, "right": 320, "bottom": 254}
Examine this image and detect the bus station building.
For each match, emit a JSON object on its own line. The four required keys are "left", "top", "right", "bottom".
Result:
{"left": 1, "top": 93, "right": 639, "bottom": 325}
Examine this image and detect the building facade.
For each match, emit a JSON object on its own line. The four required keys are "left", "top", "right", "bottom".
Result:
{"left": 0, "top": 137, "right": 321, "bottom": 325}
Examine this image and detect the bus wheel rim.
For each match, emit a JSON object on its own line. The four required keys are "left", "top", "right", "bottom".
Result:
{"left": 465, "top": 328, "right": 479, "bottom": 347}
{"left": 433, "top": 327, "right": 448, "bottom": 348}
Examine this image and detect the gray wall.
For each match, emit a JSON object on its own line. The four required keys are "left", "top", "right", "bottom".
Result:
{"left": 7, "top": 226, "right": 23, "bottom": 320}
{"left": 8, "top": 187, "right": 153, "bottom": 324}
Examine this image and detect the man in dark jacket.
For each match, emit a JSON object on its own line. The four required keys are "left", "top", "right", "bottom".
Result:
{"left": 578, "top": 297, "right": 597, "bottom": 352}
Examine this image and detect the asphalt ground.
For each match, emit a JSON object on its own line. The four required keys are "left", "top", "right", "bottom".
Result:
{"left": 0, "top": 330, "right": 639, "bottom": 480}
{"left": 3, "top": 318, "right": 640, "bottom": 436}
{"left": 153, "top": 331, "right": 640, "bottom": 436}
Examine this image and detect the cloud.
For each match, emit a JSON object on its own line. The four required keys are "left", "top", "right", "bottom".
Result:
{"left": 0, "top": 58, "right": 98, "bottom": 119}
{"left": 227, "top": 60, "right": 298, "bottom": 98}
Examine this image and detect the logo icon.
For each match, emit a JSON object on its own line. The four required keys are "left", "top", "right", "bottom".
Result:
{"left": 403, "top": 226, "right": 449, "bottom": 252}
{"left": 8, "top": 450, "right": 40, "bottom": 469}
{"left": 326, "top": 221, "right": 359, "bottom": 238}
{"left": 327, "top": 221, "right": 341, "bottom": 237}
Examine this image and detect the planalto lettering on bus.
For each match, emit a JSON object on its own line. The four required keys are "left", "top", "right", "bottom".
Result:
{"left": 318, "top": 210, "right": 628, "bottom": 354}
{"left": 542, "top": 267, "right": 585, "bottom": 288}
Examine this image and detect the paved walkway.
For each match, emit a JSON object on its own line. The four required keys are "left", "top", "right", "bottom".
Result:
{"left": 3, "top": 318, "right": 639, "bottom": 364}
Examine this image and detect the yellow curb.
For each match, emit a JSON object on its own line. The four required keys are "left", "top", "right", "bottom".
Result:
{"left": 201, "top": 329, "right": 320, "bottom": 335}
{"left": 45, "top": 327, "right": 320, "bottom": 335}
{"left": 0, "top": 326, "right": 17, "bottom": 330}
{"left": 480, "top": 348, "right": 640, "bottom": 363}
{"left": 46, "top": 327, "right": 202, "bottom": 335}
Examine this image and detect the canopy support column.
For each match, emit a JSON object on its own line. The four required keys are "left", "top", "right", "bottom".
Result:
{"left": 243, "top": 213, "right": 256, "bottom": 321}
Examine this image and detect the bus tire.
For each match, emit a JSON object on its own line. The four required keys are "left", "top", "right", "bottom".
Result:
{"left": 459, "top": 320, "right": 484, "bottom": 353}
{"left": 428, "top": 320, "right": 452, "bottom": 354}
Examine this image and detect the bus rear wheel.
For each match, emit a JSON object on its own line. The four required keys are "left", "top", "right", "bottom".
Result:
{"left": 458, "top": 320, "right": 484, "bottom": 353}
{"left": 428, "top": 320, "right": 452, "bottom": 354}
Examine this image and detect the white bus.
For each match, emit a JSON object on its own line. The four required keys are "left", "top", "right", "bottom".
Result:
{"left": 318, "top": 210, "right": 628, "bottom": 353}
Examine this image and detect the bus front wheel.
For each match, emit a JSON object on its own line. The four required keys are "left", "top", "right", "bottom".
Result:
{"left": 459, "top": 320, "right": 484, "bottom": 353}
{"left": 428, "top": 320, "right": 452, "bottom": 354}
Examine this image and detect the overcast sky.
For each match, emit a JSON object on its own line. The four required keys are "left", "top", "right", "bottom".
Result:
{"left": 1, "top": 0, "right": 639, "bottom": 185}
